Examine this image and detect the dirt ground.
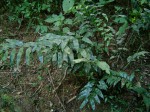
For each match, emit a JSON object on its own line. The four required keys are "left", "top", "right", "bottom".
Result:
{"left": 0, "top": 63, "right": 110, "bottom": 112}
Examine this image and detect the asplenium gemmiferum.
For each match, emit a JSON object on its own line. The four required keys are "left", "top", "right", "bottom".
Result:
{"left": 0, "top": 33, "right": 110, "bottom": 73}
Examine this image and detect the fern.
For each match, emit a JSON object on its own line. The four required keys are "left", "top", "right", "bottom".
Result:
{"left": 104, "top": 70, "right": 135, "bottom": 88}
{"left": 133, "top": 87, "right": 150, "bottom": 112}
{"left": 127, "top": 51, "right": 149, "bottom": 63}
{"left": 0, "top": 33, "right": 75, "bottom": 67}
{"left": 78, "top": 80, "right": 108, "bottom": 110}
{"left": 78, "top": 70, "right": 135, "bottom": 110}
{"left": 0, "top": 33, "right": 110, "bottom": 73}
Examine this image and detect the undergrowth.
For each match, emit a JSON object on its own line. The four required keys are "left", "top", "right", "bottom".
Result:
{"left": 0, "top": 0, "right": 150, "bottom": 111}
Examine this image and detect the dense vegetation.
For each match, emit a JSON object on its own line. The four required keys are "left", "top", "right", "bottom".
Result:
{"left": 0, "top": 0, "right": 150, "bottom": 112}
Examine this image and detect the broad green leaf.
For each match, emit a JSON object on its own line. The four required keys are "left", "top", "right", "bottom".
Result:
{"left": 84, "top": 63, "right": 91, "bottom": 73}
{"left": 6, "top": 39, "right": 23, "bottom": 46}
{"left": 94, "top": 95, "right": 100, "bottom": 104}
{"left": 45, "top": 14, "right": 64, "bottom": 24}
{"left": 80, "top": 98, "right": 88, "bottom": 109}
{"left": 114, "top": 16, "right": 128, "bottom": 36}
{"left": 2, "top": 50, "right": 8, "bottom": 62}
{"left": 133, "top": 87, "right": 147, "bottom": 94}
{"left": 10, "top": 49, "right": 16, "bottom": 64}
{"left": 99, "top": 0, "right": 114, "bottom": 5}
{"left": 114, "top": 16, "right": 127, "bottom": 23}
{"left": 82, "top": 37, "right": 93, "bottom": 45}
{"left": 78, "top": 92, "right": 87, "bottom": 100}
{"left": 96, "top": 60, "right": 110, "bottom": 74}
{"left": 79, "top": 88, "right": 91, "bottom": 98}
{"left": 64, "top": 18, "right": 73, "bottom": 25}
{"left": 68, "top": 51, "right": 74, "bottom": 67}
{"left": 84, "top": 82, "right": 94, "bottom": 88}
{"left": 80, "top": 49, "right": 87, "bottom": 58}
{"left": 90, "top": 99, "right": 95, "bottom": 110}
{"left": 32, "top": 45, "right": 38, "bottom": 52}
{"left": 141, "top": 0, "right": 148, "bottom": 4}
{"left": 121, "top": 79, "right": 126, "bottom": 88}
{"left": 63, "top": 27, "right": 70, "bottom": 34}
{"left": 25, "top": 47, "right": 32, "bottom": 65}
{"left": 24, "top": 42, "right": 36, "bottom": 47}
{"left": 127, "top": 51, "right": 149, "bottom": 63}
{"left": 41, "top": 25, "right": 48, "bottom": 33}
{"left": 0, "top": 50, "right": 3, "bottom": 55}
{"left": 129, "top": 73, "right": 134, "bottom": 81}
{"left": 73, "top": 39, "right": 79, "bottom": 51}
{"left": 143, "top": 95, "right": 150, "bottom": 107}
{"left": 64, "top": 46, "right": 72, "bottom": 54}
{"left": 39, "top": 56, "right": 43, "bottom": 63}
{"left": 53, "top": 39, "right": 61, "bottom": 45}
{"left": 98, "top": 81, "right": 108, "bottom": 90}
{"left": 95, "top": 88, "right": 104, "bottom": 99}
{"left": 116, "top": 22, "right": 128, "bottom": 35}
{"left": 54, "top": 21, "right": 61, "bottom": 27}
{"left": 63, "top": 52, "right": 68, "bottom": 62}
{"left": 16, "top": 47, "right": 24, "bottom": 67}
{"left": 113, "top": 77, "right": 121, "bottom": 86}
{"left": 57, "top": 52, "right": 63, "bottom": 68}
{"left": 45, "top": 17, "right": 55, "bottom": 23}
{"left": 119, "top": 72, "right": 128, "bottom": 78}
{"left": 63, "top": 0, "right": 74, "bottom": 13}
{"left": 73, "top": 58, "right": 87, "bottom": 63}
{"left": 61, "top": 40, "right": 68, "bottom": 51}
{"left": 102, "top": 13, "right": 108, "bottom": 21}
{"left": 52, "top": 53, "right": 57, "bottom": 62}
{"left": 72, "top": 64, "right": 82, "bottom": 73}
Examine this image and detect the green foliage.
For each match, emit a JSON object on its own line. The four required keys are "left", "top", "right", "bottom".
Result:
{"left": 71, "top": 1, "right": 115, "bottom": 55}
{"left": 45, "top": 13, "right": 65, "bottom": 32}
{"left": 0, "top": 0, "right": 150, "bottom": 111}
{"left": 127, "top": 51, "right": 149, "bottom": 63}
{"left": 130, "top": 0, "right": 150, "bottom": 32}
{"left": 78, "top": 80, "right": 108, "bottom": 110}
{"left": 6, "top": 0, "right": 56, "bottom": 32}
{"left": 0, "top": 94, "right": 20, "bottom": 112}
{"left": 133, "top": 87, "right": 150, "bottom": 112}
{"left": 104, "top": 71, "right": 134, "bottom": 88}
{"left": 114, "top": 15, "right": 128, "bottom": 36}
{"left": 0, "top": 33, "right": 110, "bottom": 72}
{"left": 63, "top": 0, "right": 75, "bottom": 13}
{"left": 1, "top": 31, "right": 147, "bottom": 110}
{"left": 96, "top": 61, "right": 110, "bottom": 74}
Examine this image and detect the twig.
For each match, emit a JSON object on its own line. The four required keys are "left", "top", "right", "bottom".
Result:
{"left": 66, "top": 96, "right": 77, "bottom": 104}
{"left": 30, "top": 82, "right": 43, "bottom": 97}
{"left": 48, "top": 70, "right": 66, "bottom": 112}
{"left": 53, "top": 67, "right": 68, "bottom": 92}
{"left": 1, "top": 79, "right": 13, "bottom": 89}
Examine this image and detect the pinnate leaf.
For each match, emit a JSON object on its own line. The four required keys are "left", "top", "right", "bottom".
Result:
{"left": 16, "top": 47, "right": 24, "bottom": 67}
{"left": 10, "top": 49, "right": 16, "bottom": 64}
{"left": 26, "top": 47, "right": 32, "bottom": 65}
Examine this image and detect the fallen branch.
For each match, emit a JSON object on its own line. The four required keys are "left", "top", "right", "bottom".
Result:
{"left": 53, "top": 67, "right": 68, "bottom": 93}
{"left": 48, "top": 70, "right": 66, "bottom": 112}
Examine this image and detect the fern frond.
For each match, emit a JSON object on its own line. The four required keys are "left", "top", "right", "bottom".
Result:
{"left": 78, "top": 80, "right": 108, "bottom": 110}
